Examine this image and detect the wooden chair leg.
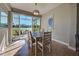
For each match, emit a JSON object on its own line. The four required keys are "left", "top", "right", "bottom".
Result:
{"left": 42, "top": 48, "right": 43, "bottom": 56}
{"left": 35, "top": 44, "right": 37, "bottom": 56}
{"left": 50, "top": 42, "right": 52, "bottom": 55}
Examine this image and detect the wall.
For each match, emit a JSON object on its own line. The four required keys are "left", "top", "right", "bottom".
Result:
{"left": 41, "top": 3, "right": 77, "bottom": 50}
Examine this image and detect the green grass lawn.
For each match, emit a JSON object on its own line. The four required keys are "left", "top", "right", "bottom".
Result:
{"left": 12, "top": 27, "right": 40, "bottom": 37}
{"left": 12, "top": 28, "right": 32, "bottom": 36}
{"left": 13, "top": 28, "right": 32, "bottom": 30}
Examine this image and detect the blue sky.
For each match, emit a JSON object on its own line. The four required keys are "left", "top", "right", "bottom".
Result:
{"left": 1, "top": 16, "right": 7, "bottom": 24}
{"left": 1, "top": 12, "right": 40, "bottom": 26}
{"left": 1, "top": 12, "right": 7, "bottom": 24}
{"left": 20, "top": 15, "right": 32, "bottom": 25}
{"left": 13, "top": 14, "right": 32, "bottom": 25}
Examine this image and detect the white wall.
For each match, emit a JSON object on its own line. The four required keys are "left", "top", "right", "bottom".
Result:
{"left": 41, "top": 3, "right": 77, "bottom": 50}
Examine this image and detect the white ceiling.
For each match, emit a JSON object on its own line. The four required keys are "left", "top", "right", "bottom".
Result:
{"left": 10, "top": 3, "right": 61, "bottom": 15}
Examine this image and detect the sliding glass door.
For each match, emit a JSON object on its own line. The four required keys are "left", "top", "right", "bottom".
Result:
{"left": 32, "top": 17, "right": 40, "bottom": 32}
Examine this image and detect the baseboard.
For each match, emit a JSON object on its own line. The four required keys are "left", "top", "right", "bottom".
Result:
{"left": 52, "top": 39, "right": 76, "bottom": 51}
{"left": 52, "top": 39, "right": 68, "bottom": 46}
{"left": 68, "top": 46, "right": 76, "bottom": 51}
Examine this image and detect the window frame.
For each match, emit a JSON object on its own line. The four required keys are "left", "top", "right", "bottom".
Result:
{"left": 0, "top": 11, "right": 8, "bottom": 28}
{"left": 12, "top": 12, "right": 41, "bottom": 38}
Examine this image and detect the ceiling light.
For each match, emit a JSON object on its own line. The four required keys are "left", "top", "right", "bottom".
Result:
{"left": 33, "top": 3, "right": 40, "bottom": 15}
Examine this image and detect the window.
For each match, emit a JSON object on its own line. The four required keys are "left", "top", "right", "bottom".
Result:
{"left": 12, "top": 13, "right": 20, "bottom": 37}
{"left": 12, "top": 13, "right": 32, "bottom": 38}
{"left": 32, "top": 17, "right": 40, "bottom": 32}
{"left": 0, "top": 11, "right": 8, "bottom": 28}
{"left": 20, "top": 15, "right": 32, "bottom": 34}
{"left": 12, "top": 13, "right": 41, "bottom": 39}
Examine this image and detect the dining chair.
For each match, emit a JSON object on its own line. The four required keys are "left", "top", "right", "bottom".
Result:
{"left": 28, "top": 31, "right": 36, "bottom": 55}
{"left": 37, "top": 32, "right": 52, "bottom": 56}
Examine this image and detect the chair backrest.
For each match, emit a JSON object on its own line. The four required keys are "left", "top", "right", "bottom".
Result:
{"left": 43, "top": 32, "right": 51, "bottom": 46}
{"left": 29, "top": 31, "right": 35, "bottom": 44}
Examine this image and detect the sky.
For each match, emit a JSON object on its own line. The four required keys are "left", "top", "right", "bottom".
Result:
{"left": 13, "top": 14, "right": 32, "bottom": 25}
{"left": 20, "top": 15, "right": 32, "bottom": 25}
{"left": 1, "top": 16, "right": 7, "bottom": 24}
{"left": 1, "top": 12, "right": 7, "bottom": 24}
{"left": 1, "top": 12, "right": 40, "bottom": 26}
